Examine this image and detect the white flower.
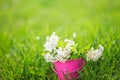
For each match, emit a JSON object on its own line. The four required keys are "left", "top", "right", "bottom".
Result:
{"left": 57, "top": 47, "right": 71, "bottom": 57}
{"left": 55, "top": 47, "right": 70, "bottom": 62}
{"left": 73, "top": 33, "right": 76, "bottom": 38}
{"left": 64, "top": 39, "right": 75, "bottom": 53}
{"left": 56, "top": 47, "right": 65, "bottom": 56}
{"left": 43, "top": 33, "right": 76, "bottom": 62}
{"left": 54, "top": 39, "right": 75, "bottom": 62}
{"left": 86, "top": 44, "right": 104, "bottom": 62}
{"left": 55, "top": 53, "right": 70, "bottom": 62}
{"left": 64, "top": 39, "right": 75, "bottom": 46}
{"left": 43, "top": 53, "right": 56, "bottom": 62}
{"left": 55, "top": 55, "right": 67, "bottom": 62}
{"left": 44, "top": 32, "right": 59, "bottom": 52}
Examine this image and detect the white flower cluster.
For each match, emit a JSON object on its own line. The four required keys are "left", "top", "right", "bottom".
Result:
{"left": 86, "top": 45, "right": 104, "bottom": 62}
{"left": 43, "top": 53, "right": 57, "bottom": 62}
{"left": 43, "top": 32, "right": 75, "bottom": 62}
{"left": 55, "top": 39, "right": 75, "bottom": 62}
{"left": 44, "top": 32, "right": 59, "bottom": 52}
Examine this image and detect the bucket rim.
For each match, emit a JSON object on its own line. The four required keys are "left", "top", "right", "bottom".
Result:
{"left": 54, "top": 58, "right": 85, "bottom": 64}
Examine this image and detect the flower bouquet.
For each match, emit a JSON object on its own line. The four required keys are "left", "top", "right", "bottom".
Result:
{"left": 43, "top": 32, "right": 104, "bottom": 80}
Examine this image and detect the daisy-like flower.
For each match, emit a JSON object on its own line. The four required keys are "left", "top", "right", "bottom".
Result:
{"left": 86, "top": 45, "right": 104, "bottom": 62}
{"left": 44, "top": 32, "right": 59, "bottom": 52}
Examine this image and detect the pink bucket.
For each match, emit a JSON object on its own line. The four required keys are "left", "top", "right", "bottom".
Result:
{"left": 52, "top": 58, "right": 85, "bottom": 80}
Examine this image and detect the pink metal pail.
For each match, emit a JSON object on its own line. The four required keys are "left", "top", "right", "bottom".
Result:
{"left": 52, "top": 58, "right": 85, "bottom": 80}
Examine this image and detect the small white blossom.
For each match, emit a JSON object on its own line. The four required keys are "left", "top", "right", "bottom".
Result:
{"left": 44, "top": 32, "right": 59, "bottom": 52}
{"left": 64, "top": 39, "right": 75, "bottom": 46}
{"left": 43, "top": 53, "right": 56, "bottom": 62}
{"left": 86, "top": 45, "right": 104, "bottom": 62}
{"left": 55, "top": 55, "right": 67, "bottom": 62}
{"left": 64, "top": 39, "right": 75, "bottom": 53}
{"left": 73, "top": 33, "right": 76, "bottom": 38}
{"left": 54, "top": 39, "right": 75, "bottom": 62}
{"left": 56, "top": 47, "right": 71, "bottom": 62}
{"left": 56, "top": 47, "right": 65, "bottom": 56}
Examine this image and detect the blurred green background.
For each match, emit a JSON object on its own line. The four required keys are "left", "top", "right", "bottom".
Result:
{"left": 0, "top": 0, "right": 120, "bottom": 80}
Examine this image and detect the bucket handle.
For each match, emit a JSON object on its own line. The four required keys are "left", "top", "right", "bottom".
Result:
{"left": 51, "top": 61, "right": 85, "bottom": 74}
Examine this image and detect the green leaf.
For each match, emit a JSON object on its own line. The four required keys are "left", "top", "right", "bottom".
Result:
{"left": 84, "top": 43, "right": 92, "bottom": 51}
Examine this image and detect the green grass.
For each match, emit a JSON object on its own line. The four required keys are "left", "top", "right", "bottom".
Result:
{"left": 0, "top": 0, "right": 120, "bottom": 80}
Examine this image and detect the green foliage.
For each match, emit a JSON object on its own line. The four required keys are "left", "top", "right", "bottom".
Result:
{"left": 57, "top": 39, "right": 66, "bottom": 48}
{"left": 0, "top": 0, "right": 120, "bottom": 80}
